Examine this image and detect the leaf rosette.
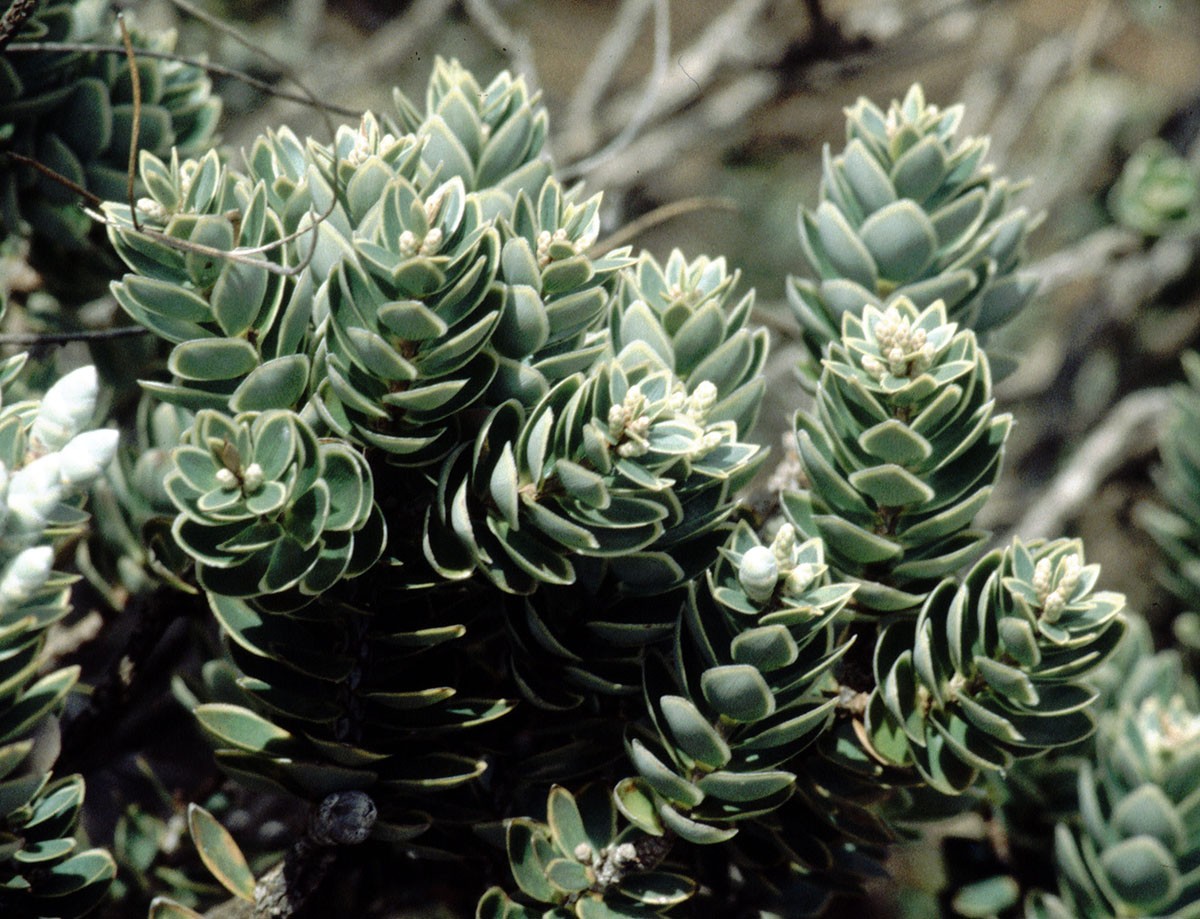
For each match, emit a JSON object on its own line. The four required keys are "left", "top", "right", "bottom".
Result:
{"left": 788, "top": 84, "right": 1037, "bottom": 386}
{"left": 310, "top": 171, "right": 504, "bottom": 465}
{"left": 784, "top": 296, "right": 1010, "bottom": 615}
{"left": 480, "top": 785, "right": 693, "bottom": 919}
{"left": 165, "top": 408, "right": 382, "bottom": 598}
{"left": 391, "top": 57, "right": 551, "bottom": 207}
{"left": 424, "top": 348, "right": 763, "bottom": 596}
{"left": 106, "top": 149, "right": 308, "bottom": 413}
{"left": 616, "top": 522, "right": 853, "bottom": 845}
{"left": 610, "top": 251, "right": 767, "bottom": 434}
{"left": 1108, "top": 138, "right": 1200, "bottom": 238}
{"left": 1027, "top": 647, "right": 1200, "bottom": 918}
{"left": 488, "top": 178, "right": 634, "bottom": 408}
{"left": 865, "top": 538, "right": 1126, "bottom": 794}
{"left": 0, "top": 1, "right": 220, "bottom": 245}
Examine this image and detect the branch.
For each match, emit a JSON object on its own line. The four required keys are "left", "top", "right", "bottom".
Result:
{"left": 561, "top": 0, "right": 655, "bottom": 154}
{"left": 3, "top": 41, "right": 360, "bottom": 116}
{"left": 0, "top": 0, "right": 37, "bottom": 53}
{"left": 0, "top": 326, "right": 151, "bottom": 347}
{"left": 1010, "top": 387, "right": 1170, "bottom": 541}
{"left": 463, "top": 0, "right": 539, "bottom": 88}
{"left": 559, "top": 0, "right": 670, "bottom": 181}
{"left": 205, "top": 792, "right": 378, "bottom": 919}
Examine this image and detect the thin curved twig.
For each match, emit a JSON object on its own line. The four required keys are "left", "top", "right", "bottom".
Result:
{"left": 117, "top": 14, "right": 143, "bottom": 232}
{"left": 587, "top": 196, "right": 739, "bottom": 256}
{"left": 562, "top": 0, "right": 655, "bottom": 154}
{"left": 2, "top": 42, "right": 361, "bottom": 116}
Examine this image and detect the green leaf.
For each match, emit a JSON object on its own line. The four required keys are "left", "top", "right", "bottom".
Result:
{"left": 545, "top": 857, "right": 592, "bottom": 893}
{"left": 1099, "top": 836, "right": 1179, "bottom": 912}
{"left": 231, "top": 356, "right": 309, "bottom": 411}
{"left": 628, "top": 738, "right": 704, "bottom": 808}
{"left": 194, "top": 703, "right": 296, "bottom": 755}
{"left": 0, "top": 772, "right": 48, "bottom": 820}
{"left": 950, "top": 876, "right": 1020, "bottom": 919}
{"left": 858, "top": 200, "right": 937, "bottom": 284}
{"left": 658, "top": 696, "right": 731, "bottom": 769}
{"left": 730, "top": 627, "right": 798, "bottom": 672}
{"left": 37, "top": 848, "right": 116, "bottom": 896}
{"left": 657, "top": 802, "right": 736, "bottom": 845}
{"left": 619, "top": 871, "right": 697, "bottom": 906}
{"left": 695, "top": 769, "right": 794, "bottom": 803}
{"left": 858, "top": 419, "right": 933, "bottom": 466}
{"left": 547, "top": 786, "right": 591, "bottom": 859}
{"left": 613, "top": 778, "right": 664, "bottom": 836}
{"left": 890, "top": 135, "right": 947, "bottom": 203}
{"left": 814, "top": 202, "right": 877, "bottom": 288}
{"left": 699, "top": 665, "right": 776, "bottom": 723}
{"left": 507, "top": 819, "right": 557, "bottom": 903}
{"left": 169, "top": 338, "right": 260, "bottom": 382}
{"left": 187, "top": 803, "right": 256, "bottom": 902}
{"left": 848, "top": 464, "right": 935, "bottom": 507}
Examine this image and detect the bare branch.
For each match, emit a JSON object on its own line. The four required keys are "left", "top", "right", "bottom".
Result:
{"left": 0, "top": 0, "right": 37, "bottom": 53}
{"left": 1010, "top": 387, "right": 1170, "bottom": 541}
{"left": 116, "top": 14, "right": 143, "bottom": 232}
{"left": 1, "top": 151, "right": 103, "bottom": 208}
{"left": 0, "top": 325, "right": 150, "bottom": 347}
{"left": 559, "top": 0, "right": 670, "bottom": 182}
{"left": 562, "top": 0, "right": 655, "bottom": 155}
{"left": 463, "top": 0, "right": 539, "bottom": 87}
{"left": 4, "top": 41, "right": 361, "bottom": 116}
{"left": 588, "top": 196, "right": 739, "bottom": 256}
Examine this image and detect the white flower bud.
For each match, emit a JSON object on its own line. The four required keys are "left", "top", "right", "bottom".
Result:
{"left": 58, "top": 429, "right": 119, "bottom": 488}
{"left": 607, "top": 403, "right": 628, "bottom": 438}
{"left": 215, "top": 467, "right": 238, "bottom": 490}
{"left": 399, "top": 230, "right": 419, "bottom": 257}
{"left": 612, "top": 842, "right": 637, "bottom": 866}
{"left": 136, "top": 197, "right": 170, "bottom": 222}
{"left": 771, "top": 523, "right": 796, "bottom": 565}
{"left": 862, "top": 355, "right": 886, "bottom": 380}
{"left": 783, "top": 563, "right": 817, "bottom": 597}
{"left": 420, "top": 227, "right": 443, "bottom": 256}
{"left": 686, "top": 380, "right": 718, "bottom": 423}
{"left": 1041, "top": 589, "right": 1066, "bottom": 623}
{"left": 738, "top": 545, "right": 779, "bottom": 603}
{"left": 573, "top": 843, "right": 593, "bottom": 862}
{"left": 1033, "top": 558, "right": 1053, "bottom": 601}
{"left": 1058, "top": 554, "right": 1082, "bottom": 597}
{"left": 30, "top": 366, "right": 99, "bottom": 456}
{"left": 241, "top": 462, "right": 265, "bottom": 493}
{"left": 0, "top": 545, "right": 53, "bottom": 609}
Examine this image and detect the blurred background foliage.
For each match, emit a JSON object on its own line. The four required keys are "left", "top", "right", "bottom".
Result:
{"left": 3, "top": 0, "right": 1200, "bottom": 916}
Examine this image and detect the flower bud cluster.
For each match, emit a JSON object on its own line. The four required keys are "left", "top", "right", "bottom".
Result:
{"left": 861, "top": 305, "right": 938, "bottom": 381}
{"left": 736, "top": 523, "right": 822, "bottom": 605}
{"left": 1033, "top": 552, "right": 1082, "bottom": 624}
